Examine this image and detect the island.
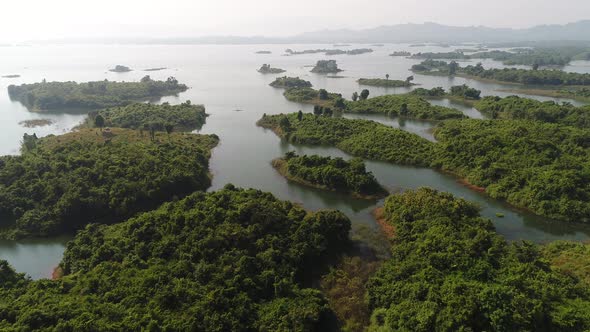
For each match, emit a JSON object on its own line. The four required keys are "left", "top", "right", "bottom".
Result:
{"left": 311, "top": 60, "right": 343, "bottom": 73}
{"left": 2, "top": 74, "right": 20, "bottom": 78}
{"left": 258, "top": 113, "right": 590, "bottom": 222}
{"left": 109, "top": 65, "right": 132, "bottom": 72}
{"left": 7, "top": 76, "right": 188, "bottom": 111}
{"left": 143, "top": 67, "right": 167, "bottom": 71}
{"left": 410, "top": 51, "right": 470, "bottom": 60}
{"left": 357, "top": 77, "right": 416, "bottom": 88}
{"left": 269, "top": 76, "right": 312, "bottom": 88}
{"left": 272, "top": 152, "right": 388, "bottom": 199}
{"left": 411, "top": 60, "right": 590, "bottom": 86}
{"left": 286, "top": 48, "right": 372, "bottom": 56}
{"left": 18, "top": 119, "right": 53, "bottom": 128}
{"left": 410, "top": 84, "right": 482, "bottom": 104}
{"left": 0, "top": 128, "right": 219, "bottom": 238}
{"left": 255, "top": 50, "right": 272, "bottom": 54}
{"left": 282, "top": 87, "right": 465, "bottom": 120}
{"left": 0, "top": 186, "right": 351, "bottom": 330}
{"left": 389, "top": 51, "right": 411, "bottom": 56}
{"left": 366, "top": 188, "right": 590, "bottom": 331}
{"left": 257, "top": 64, "right": 286, "bottom": 74}
{"left": 474, "top": 95, "right": 590, "bottom": 127}
{"left": 84, "top": 101, "right": 208, "bottom": 132}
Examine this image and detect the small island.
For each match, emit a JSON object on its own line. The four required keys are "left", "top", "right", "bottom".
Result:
{"left": 85, "top": 101, "right": 208, "bottom": 132}
{"left": 109, "top": 65, "right": 132, "bottom": 73}
{"left": 257, "top": 64, "right": 286, "bottom": 74}
{"left": 272, "top": 152, "right": 388, "bottom": 199}
{"left": 311, "top": 60, "right": 342, "bottom": 73}
{"left": 144, "top": 67, "right": 167, "bottom": 71}
{"left": 389, "top": 51, "right": 411, "bottom": 56}
{"left": 357, "top": 76, "right": 416, "bottom": 88}
{"left": 255, "top": 50, "right": 272, "bottom": 54}
{"left": 18, "top": 119, "right": 54, "bottom": 128}
{"left": 410, "top": 85, "right": 481, "bottom": 104}
{"left": 2, "top": 74, "right": 20, "bottom": 78}
{"left": 7, "top": 76, "right": 188, "bottom": 111}
{"left": 269, "top": 76, "right": 312, "bottom": 88}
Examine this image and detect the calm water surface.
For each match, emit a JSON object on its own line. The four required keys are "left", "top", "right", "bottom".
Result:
{"left": 1, "top": 44, "right": 589, "bottom": 279}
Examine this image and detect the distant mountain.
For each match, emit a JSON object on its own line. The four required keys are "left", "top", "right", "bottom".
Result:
{"left": 292, "top": 21, "right": 590, "bottom": 43}
{"left": 30, "top": 21, "right": 590, "bottom": 45}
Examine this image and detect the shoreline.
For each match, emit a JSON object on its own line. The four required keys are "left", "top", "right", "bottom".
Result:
{"left": 371, "top": 207, "right": 395, "bottom": 240}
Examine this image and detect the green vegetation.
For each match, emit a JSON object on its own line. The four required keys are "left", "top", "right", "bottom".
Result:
{"left": 357, "top": 78, "right": 415, "bottom": 88}
{"left": 257, "top": 113, "right": 434, "bottom": 166}
{"left": 143, "top": 67, "right": 167, "bottom": 72}
{"left": 410, "top": 51, "right": 469, "bottom": 60}
{"left": 433, "top": 119, "right": 590, "bottom": 222}
{"left": 7, "top": 76, "right": 188, "bottom": 111}
{"left": 499, "top": 87, "right": 590, "bottom": 102}
{"left": 345, "top": 94, "right": 466, "bottom": 120}
{"left": 474, "top": 95, "right": 590, "bottom": 128}
{"left": 2, "top": 74, "right": 20, "bottom": 78}
{"left": 389, "top": 51, "right": 411, "bottom": 56}
{"left": 18, "top": 119, "right": 53, "bottom": 128}
{"left": 367, "top": 188, "right": 590, "bottom": 331}
{"left": 409, "top": 85, "right": 481, "bottom": 102}
{"left": 257, "top": 64, "right": 286, "bottom": 74}
{"left": 0, "top": 186, "right": 351, "bottom": 330}
{"left": 84, "top": 101, "right": 208, "bottom": 132}
{"left": 285, "top": 48, "right": 372, "bottom": 56}
{"left": 0, "top": 128, "right": 218, "bottom": 238}
{"left": 109, "top": 65, "right": 132, "bottom": 72}
{"left": 283, "top": 87, "right": 343, "bottom": 108}
{"left": 311, "top": 60, "right": 342, "bottom": 73}
{"left": 412, "top": 60, "right": 590, "bottom": 86}
{"left": 269, "top": 76, "right": 312, "bottom": 89}
{"left": 272, "top": 152, "right": 388, "bottom": 199}
{"left": 542, "top": 242, "right": 590, "bottom": 286}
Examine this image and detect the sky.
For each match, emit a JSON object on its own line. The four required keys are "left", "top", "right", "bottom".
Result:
{"left": 0, "top": 0, "right": 589, "bottom": 42}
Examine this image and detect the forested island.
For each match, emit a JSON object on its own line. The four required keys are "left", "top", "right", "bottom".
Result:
{"left": 144, "top": 67, "right": 167, "bottom": 71}
{"left": 269, "top": 76, "right": 312, "bottom": 89}
{"left": 412, "top": 60, "right": 590, "bottom": 86}
{"left": 2, "top": 74, "right": 20, "bottom": 78}
{"left": 258, "top": 113, "right": 434, "bottom": 166}
{"left": 259, "top": 114, "right": 589, "bottom": 222}
{"left": 410, "top": 84, "right": 482, "bottom": 103}
{"left": 357, "top": 76, "right": 415, "bottom": 88}
{"left": 365, "top": 188, "right": 590, "bottom": 330}
{"left": 7, "top": 76, "right": 188, "bottom": 111}
{"left": 474, "top": 95, "right": 590, "bottom": 127}
{"left": 311, "top": 60, "right": 342, "bottom": 73}
{"left": 272, "top": 152, "right": 388, "bottom": 199}
{"left": 0, "top": 186, "right": 351, "bottom": 330}
{"left": 109, "top": 65, "right": 132, "bottom": 72}
{"left": 282, "top": 87, "right": 465, "bottom": 120}
{"left": 389, "top": 51, "right": 411, "bottom": 56}
{"left": 257, "top": 64, "right": 286, "bottom": 74}
{"left": 0, "top": 128, "right": 218, "bottom": 238}
{"left": 285, "top": 48, "right": 372, "bottom": 56}
{"left": 84, "top": 101, "right": 208, "bottom": 132}
{"left": 255, "top": 50, "right": 272, "bottom": 54}
{"left": 18, "top": 119, "right": 53, "bottom": 128}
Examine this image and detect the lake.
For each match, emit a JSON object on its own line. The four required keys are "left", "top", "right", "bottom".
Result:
{"left": 1, "top": 43, "right": 589, "bottom": 279}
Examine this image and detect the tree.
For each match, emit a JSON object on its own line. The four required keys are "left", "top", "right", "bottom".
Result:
{"left": 279, "top": 116, "right": 292, "bottom": 132}
{"left": 94, "top": 114, "right": 105, "bottom": 131}
{"left": 449, "top": 61, "right": 459, "bottom": 75}
{"left": 140, "top": 75, "right": 152, "bottom": 83}
{"left": 334, "top": 97, "right": 346, "bottom": 109}
{"left": 165, "top": 124, "right": 174, "bottom": 135}
{"left": 385, "top": 74, "right": 390, "bottom": 80}
{"left": 324, "top": 108, "right": 333, "bottom": 117}
{"left": 352, "top": 92, "right": 359, "bottom": 102}
{"left": 318, "top": 89, "right": 329, "bottom": 100}
{"left": 313, "top": 105, "right": 323, "bottom": 116}
{"left": 400, "top": 103, "right": 408, "bottom": 116}
{"left": 532, "top": 63, "right": 540, "bottom": 71}
{"left": 297, "top": 110, "right": 303, "bottom": 121}
{"left": 405, "top": 75, "right": 414, "bottom": 84}
{"left": 360, "top": 89, "right": 370, "bottom": 100}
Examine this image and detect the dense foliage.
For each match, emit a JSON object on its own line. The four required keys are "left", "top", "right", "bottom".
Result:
{"left": 412, "top": 60, "right": 590, "bottom": 86}
{"left": 311, "top": 60, "right": 342, "bottom": 73}
{"left": 85, "top": 101, "right": 208, "bottom": 132}
{"left": 0, "top": 129, "right": 218, "bottom": 238}
{"left": 257, "top": 113, "right": 434, "bottom": 166}
{"left": 283, "top": 87, "right": 343, "bottom": 108}
{"left": 0, "top": 186, "right": 351, "bottom": 330}
{"left": 7, "top": 76, "right": 188, "bottom": 111}
{"left": 357, "top": 78, "right": 414, "bottom": 88}
{"left": 433, "top": 119, "right": 590, "bottom": 222}
{"left": 542, "top": 241, "right": 590, "bottom": 286}
{"left": 449, "top": 84, "right": 481, "bottom": 99}
{"left": 367, "top": 188, "right": 590, "bottom": 331}
{"left": 257, "top": 64, "right": 286, "bottom": 74}
{"left": 269, "top": 76, "right": 313, "bottom": 89}
{"left": 273, "top": 152, "right": 388, "bottom": 199}
{"left": 475, "top": 95, "right": 590, "bottom": 128}
{"left": 345, "top": 94, "right": 465, "bottom": 120}
{"left": 389, "top": 51, "right": 411, "bottom": 56}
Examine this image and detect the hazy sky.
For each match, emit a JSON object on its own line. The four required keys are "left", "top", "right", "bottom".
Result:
{"left": 1, "top": 0, "right": 589, "bottom": 42}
